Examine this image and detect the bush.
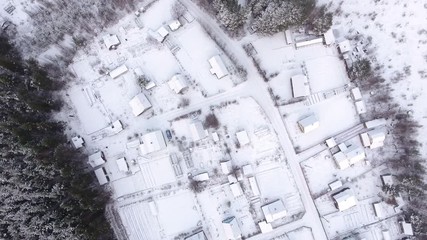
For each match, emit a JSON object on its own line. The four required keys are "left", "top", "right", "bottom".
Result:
{"left": 204, "top": 113, "right": 220, "bottom": 129}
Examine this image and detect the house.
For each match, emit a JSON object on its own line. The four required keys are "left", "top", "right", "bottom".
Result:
{"left": 295, "top": 37, "right": 324, "bottom": 48}
{"left": 106, "top": 120, "right": 124, "bottom": 135}
{"left": 103, "top": 34, "right": 120, "bottom": 50}
{"left": 328, "top": 180, "right": 343, "bottom": 191}
{"left": 71, "top": 136, "right": 84, "bottom": 149}
{"left": 139, "top": 130, "right": 167, "bottom": 155}
{"left": 242, "top": 165, "right": 253, "bottom": 176}
{"left": 364, "top": 118, "right": 387, "bottom": 129}
{"left": 88, "top": 151, "right": 105, "bottom": 168}
{"left": 168, "top": 20, "right": 181, "bottom": 31}
{"left": 333, "top": 144, "right": 366, "bottom": 169}
{"left": 189, "top": 121, "right": 208, "bottom": 141}
{"left": 248, "top": 177, "right": 260, "bottom": 196}
{"left": 222, "top": 217, "right": 242, "bottom": 240}
{"left": 284, "top": 29, "right": 293, "bottom": 45}
{"left": 116, "top": 158, "right": 129, "bottom": 172}
{"left": 185, "top": 231, "right": 207, "bottom": 240}
{"left": 381, "top": 174, "right": 394, "bottom": 186}
{"left": 230, "top": 183, "right": 243, "bottom": 197}
{"left": 262, "top": 199, "right": 287, "bottom": 223}
{"left": 323, "top": 29, "right": 336, "bottom": 45}
{"left": 209, "top": 55, "right": 229, "bottom": 79}
{"left": 338, "top": 40, "right": 351, "bottom": 53}
{"left": 291, "top": 74, "right": 310, "bottom": 98}
{"left": 332, "top": 189, "right": 357, "bottom": 211}
{"left": 168, "top": 74, "right": 188, "bottom": 94}
{"left": 156, "top": 26, "right": 169, "bottom": 42}
{"left": 355, "top": 100, "right": 366, "bottom": 114}
{"left": 258, "top": 221, "right": 273, "bottom": 233}
{"left": 298, "top": 114, "right": 320, "bottom": 133}
{"left": 129, "top": 93, "right": 152, "bottom": 116}
{"left": 360, "top": 128, "right": 386, "bottom": 148}
{"left": 236, "top": 130, "right": 250, "bottom": 146}
{"left": 351, "top": 87, "right": 362, "bottom": 101}
{"left": 94, "top": 167, "right": 109, "bottom": 185}
{"left": 401, "top": 221, "right": 414, "bottom": 236}
{"left": 193, "top": 172, "right": 209, "bottom": 181}
{"left": 373, "top": 202, "right": 384, "bottom": 218}
{"left": 109, "top": 65, "right": 128, "bottom": 79}
{"left": 221, "top": 161, "right": 232, "bottom": 174}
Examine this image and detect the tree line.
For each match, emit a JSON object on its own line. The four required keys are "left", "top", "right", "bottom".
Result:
{"left": 0, "top": 35, "right": 113, "bottom": 239}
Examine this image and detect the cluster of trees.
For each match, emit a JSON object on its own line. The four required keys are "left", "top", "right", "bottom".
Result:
{"left": 197, "top": 0, "right": 333, "bottom": 36}
{"left": 350, "top": 58, "right": 427, "bottom": 236}
{"left": 0, "top": 35, "right": 113, "bottom": 239}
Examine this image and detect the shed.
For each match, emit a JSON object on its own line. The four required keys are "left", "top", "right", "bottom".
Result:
{"left": 72, "top": 136, "right": 84, "bottom": 149}
{"left": 168, "top": 74, "right": 188, "bottom": 94}
{"left": 103, "top": 34, "right": 120, "bottom": 50}
{"left": 236, "top": 130, "right": 250, "bottom": 146}
{"left": 168, "top": 20, "right": 181, "bottom": 31}
{"left": 189, "top": 121, "right": 207, "bottom": 141}
{"left": 338, "top": 40, "right": 351, "bottom": 53}
{"left": 298, "top": 114, "right": 319, "bottom": 133}
{"left": 230, "top": 183, "right": 243, "bottom": 197}
{"left": 221, "top": 161, "right": 232, "bottom": 174}
{"left": 88, "top": 152, "right": 105, "bottom": 168}
{"left": 209, "top": 55, "right": 228, "bottom": 79}
{"left": 291, "top": 74, "right": 310, "bottom": 98}
{"left": 360, "top": 133, "right": 371, "bottom": 147}
{"left": 401, "top": 222, "right": 414, "bottom": 236}
{"left": 295, "top": 37, "right": 324, "bottom": 48}
{"left": 373, "top": 202, "right": 384, "bottom": 218}
{"left": 364, "top": 118, "right": 387, "bottom": 129}
{"left": 382, "top": 230, "right": 391, "bottom": 240}
{"left": 116, "top": 158, "right": 129, "bottom": 172}
{"left": 325, "top": 137, "right": 337, "bottom": 148}
{"left": 329, "top": 180, "right": 343, "bottom": 191}
{"left": 284, "top": 30, "right": 293, "bottom": 45}
{"left": 323, "top": 29, "right": 335, "bottom": 45}
{"left": 94, "top": 167, "right": 109, "bottom": 185}
{"left": 248, "top": 177, "right": 260, "bottom": 196}
{"left": 355, "top": 100, "right": 366, "bottom": 114}
{"left": 381, "top": 174, "right": 394, "bottom": 186}
{"left": 351, "top": 87, "right": 362, "bottom": 101}
{"left": 185, "top": 231, "right": 207, "bottom": 240}
{"left": 109, "top": 65, "right": 128, "bottom": 79}
{"left": 258, "top": 221, "right": 273, "bottom": 233}
{"left": 139, "top": 131, "right": 167, "bottom": 155}
{"left": 222, "top": 217, "right": 241, "bottom": 240}
{"left": 332, "top": 189, "right": 357, "bottom": 211}
{"left": 262, "top": 199, "right": 287, "bottom": 223}
{"left": 156, "top": 26, "right": 169, "bottom": 42}
{"left": 242, "top": 164, "right": 253, "bottom": 176}
{"left": 129, "top": 93, "right": 152, "bottom": 116}
{"left": 193, "top": 172, "right": 209, "bottom": 181}
{"left": 212, "top": 132, "right": 220, "bottom": 142}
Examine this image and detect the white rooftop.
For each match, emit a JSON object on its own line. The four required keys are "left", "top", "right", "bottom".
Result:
{"left": 103, "top": 34, "right": 120, "bottom": 50}
{"left": 338, "top": 40, "right": 351, "bottom": 53}
{"left": 129, "top": 93, "right": 152, "bottom": 116}
{"left": 258, "top": 221, "right": 273, "bottom": 233}
{"left": 401, "top": 222, "right": 413, "bottom": 236}
{"left": 116, "top": 158, "right": 129, "bottom": 172}
{"left": 262, "top": 199, "right": 287, "bottom": 223}
{"left": 168, "top": 20, "right": 181, "bottom": 31}
{"left": 193, "top": 172, "right": 209, "bottom": 181}
{"left": 368, "top": 128, "right": 386, "bottom": 149}
{"left": 373, "top": 202, "right": 384, "bottom": 218}
{"left": 236, "top": 130, "right": 250, "bottom": 146}
{"left": 325, "top": 137, "right": 337, "bottom": 148}
{"left": 209, "top": 55, "right": 228, "bottom": 79}
{"left": 355, "top": 100, "right": 367, "bottom": 114}
{"left": 139, "top": 131, "right": 167, "bottom": 155}
{"left": 248, "top": 177, "right": 260, "bottom": 196}
{"left": 242, "top": 164, "right": 253, "bottom": 176}
{"left": 291, "top": 74, "right": 310, "bottom": 98}
{"left": 156, "top": 26, "right": 169, "bottom": 42}
{"left": 221, "top": 161, "right": 232, "bottom": 174}
{"left": 94, "top": 168, "right": 109, "bottom": 185}
{"left": 333, "top": 189, "right": 357, "bottom": 211}
{"left": 168, "top": 74, "right": 188, "bottom": 94}
{"left": 71, "top": 136, "right": 84, "bottom": 149}
{"left": 109, "top": 64, "right": 128, "bottom": 79}
{"left": 229, "top": 183, "right": 243, "bottom": 197}
{"left": 351, "top": 87, "right": 362, "bottom": 101}
{"left": 189, "top": 121, "right": 207, "bottom": 141}
{"left": 298, "top": 114, "right": 319, "bottom": 133}
{"left": 88, "top": 151, "right": 105, "bottom": 168}
{"left": 323, "top": 29, "right": 335, "bottom": 45}
{"left": 222, "top": 217, "right": 241, "bottom": 240}
{"left": 364, "top": 118, "right": 387, "bottom": 129}
{"left": 381, "top": 174, "right": 394, "bottom": 186}
{"left": 329, "top": 180, "right": 343, "bottom": 191}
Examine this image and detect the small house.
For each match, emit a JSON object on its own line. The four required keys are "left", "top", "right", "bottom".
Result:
{"left": 139, "top": 131, "right": 167, "bottom": 155}
{"left": 351, "top": 87, "right": 362, "bottom": 101}
{"left": 168, "top": 20, "right": 181, "bottom": 31}
{"left": 71, "top": 136, "right": 84, "bottom": 149}
{"left": 364, "top": 118, "right": 387, "bottom": 129}
{"left": 298, "top": 114, "right": 320, "bottom": 133}
{"left": 94, "top": 167, "right": 109, "bottom": 185}
{"left": 242, "top": 164, "right": 253, "bottom": 176}
{"left": 381, "top": 174, "right": 394, "bottom": 186}
{"left": 236, "top": 130, "right": 250, "bottom": 146}
{"left": 109, "top": 65, "right": 128, "bottom": 79}
{"left": 325, "top": 137, "right": 337, "bottom": 148}
{"left": 332, "top": 189, "right": 357, "bottom": 211}
{"left": 262, "top": 199, "right": 287, "bottom": 223}
{"left": 156, "top": 26, "right": 169, "bottom": 42}
{"left": 291, "top": 74, "right": 310, "bottom": 98}
{"left": 222, "top": 217, "right": 241, "bottom": 240}
{"left": 209, "top": 55, "right": 228, "bottom": 79}
{"left": 323, "top": 29, "right": 336, "bottom": 45}
{"left": 103, "top": 34, "right": 121, "bottom": 50}
{"left": 193, "top": 172, "right": 209, "bottom": 181}
{"left": 355, "top": 100, "right": 366, "bottom": 114}
{"left": 221, "top": 161, "right": 232, "bottom": 174}
{"left": 373, "top": 202, "right": 384, "bottom": 218}
{"left": 230, "top": 183, "right": 243, "bottom": 197}
{"left": 401, "top": 221, "right": 414, "bottom": 236}
{"left": 328, "top": 180, "right": 343, "bottom": 191}
{"left": 189, "top": 121, "right": 208, "bottom": 141}
{"left": 338, "top": 40, "right": 351, "bottom": 54}
{"left": 168, "top": 74, "right": 188, "bottom": 94}
{"left": 129, "top": 93, "right": 152, "bottom": 116}
{"left": 258, "top": 221, "right": 273, "bottom": 233}
{"left": 88, "top": 151, "right": 105, "bottom": 168}
{"left": 116, "top": 157, "right": 129, "bottom": 172}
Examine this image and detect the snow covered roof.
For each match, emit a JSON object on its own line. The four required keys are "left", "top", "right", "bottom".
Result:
{"left": 248, "top": 177, "right": 260, "bottom": 196}
{"left": 236, "top": 130, "right": 250, "bottom": 146}
{"left": 212, "top": 132, "right": 219, "bottom": 142}
{"left": 323, "top": 29, "right": 336, "bottom": 45}
{"left": 242, "top": 164, "right": 253, "bottom": 176}
{"left": 103, "top": 34, "right": 120, "bottom": 50}
{"left": 345, "top": 145, "right": 366, "bottom": 165}
{"left": 381, "top": 174, "right": 394, "bottom": 186}
{"left": 333, "top": 152, "right": 350, "bottom": 170}
{"left": 116, "top": 158, "right": 129, "bottom": 172}
{"left": 129, "top": 93, "right": 152, "bottom": 116}
{"left": 148, "top": 201, "right": 158, "bottom": 216}
{"left": 325, "top": 137, "right": 337, "bottom": 148}
{"left": 382, "top": 230, "right": 391, "bottom": 240}
{"left": 360, "top": 133, "right": 371, "bottom": 147}
{"left": 298, "top": 114, "right": 319, "bottom": 133}
{"left": 106, "top": 120, "right": 124, "bottom": 135}
{"left": 291, "top": 74, "right": 310, "bottom": 98}
{"left": 229, "top": 183, "right": 243, "bottom": 197}
{"left": 284, "top": 29, "right": 293, "bottom": 45}
{"left": 221, "top": 161, "right": 231, "bottom": 174}
{"left": 193, "top": 172, "right": 209, "bottom": 181}
{"left": 295, "top": 37, "right": 324, "bottom": 48}
{"left": 373, "top": 202, "right": 384, "bottom": 218}
{"left": 258, "top": 221, "right": 273, "bottom": 233}
{"left": 355, "top": 100, "right": 366, "bottom": 114}
{"left": 368, "top": 128, "right": 386, "bottom": 149}
{"left": 168, "top": 20, "right": 181, "bottom": 31}
{"left": 88, "top": 151, "right": 105, "bottom": 168}
{"left": 222, "top": 217, "right": 241, "bottom": 239}
{"left": 185, "top": 231, "right": 207, "bottom": 240}
{"left": 94, "top": 167, "right": 109, "bottom": 185}
{"left": 139, "top": 131, "right": 167, "bottom": 155}
{"left": 71, "top": 136, "right": 84, "bottom": 149}
{"left": 351, "top": 87, "right": 362, "bottom": 101}
{"left": 156, "top": 26, "right": 169, "bottom": 42}
{"left": 262, "top": 199, "right": 287, "bottom": 223}
{"left": 401, "top": 222, "right": 414, "bottom": 235}
{"left": 329, "top": 180, "right": 343, "bottom": 191}
{"left": 109, "top": 65, "right": 128, "bottom": 79}
{"left": 338, "top": 40, "right": 351, "bottom": 53}
{"left": 189, "top": 121, "right": 207, "bottom": 141}
{"left": 183, "top": 11, "right": 195, "bottom": 23}
{"left": 209, "top": 55, "right": 228, "bottom": 79}
{"left": 364, "top": 118, "right": 387, "bottom": 129}
{"left": 168, "top": 74, "right": 188, "bottom": 94}
{"left": 333, "top": 189, "right": 357, "bottom": 211}
{"left": 228, "top": 174, "right": 237, "bottom": 183}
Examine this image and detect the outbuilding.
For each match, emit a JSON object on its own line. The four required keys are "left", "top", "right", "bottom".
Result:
{"left": 116, "top": 157, "right": 129, "bottom": 172}
{"left": 139, "top": 130, "right": 167, "bottom": 155}
{"left": 209, "top": 55, "right": 228, "bottom": 79}
{"left": 351, "top": 87, "right": 362, "bottom": 101}
{"left": 230, "top": 183, "right": 243, "bottom": 197}
{"left": 222, "top": 217, "right": 241, "bottom": 240}
{"left": 332, "top": 189, "right": 357, "bottom": 211}
{"left": 189, "top": 121, "right": 208, "bottom": 141}
{"left": 236, "top": 130, "right": 250, "bottom": 146}
{"left": 258, "top": 221, "right": 273, "bottom": 233}
{"left": 71, "top": 136, "right": 84, "bottom": 149}
{"left": 168, "top": 20, "right": 182, "bottom": 31}
{"left": 262, "top": 199, "right": 287, "bottom": 223}
{"left": 109, "top": 64, "right": 128, "bottom": 79}
{"left": 156, "top": 26, "right": 169, "bottom": 42}
{"left": 103, "top": 34, "right": 121, "bottom": 50}
{"left": 338, "top": 40, "right": 351, "bottom": 53}
{"left": 94, "top": 167, "right": 109, "bottom": 185}
{"left": 168, "top": 74, "right": 188, "bottom": 94}
{"left": 88, "top": 151, "right": 106, "bottom": 168}
{"left": 401, "top": 222, "right": 414, "bottom": 236}
{"left": 355, "top": 100, "right": 366, "bottom": 114}
{"left": 291, "top": 74, "right": 310, "bottom": 98}
{"left": 129, "top": 93, "right": 152, "bottom": 116}
{"left": 298, "top": 114, "right": 320, "bottom": 133}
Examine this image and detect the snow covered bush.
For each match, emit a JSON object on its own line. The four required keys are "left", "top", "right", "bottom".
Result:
{"left": 213, "top": 0, "right": 247, "bottom": 35}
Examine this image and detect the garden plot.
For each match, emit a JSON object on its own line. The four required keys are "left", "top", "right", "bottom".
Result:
{"left": 138, "top": 154, "right": 177, "bottom": 189}
{"left": 155, "top": 191, "right": 202, "bottom": 237}
{"left": 304, "top": 56, "right": 349, "bottom": 93}
{"left": 281, "top": 93, "right": 360, "bottom": 150}
{"left": 71, "top": 56, "right": 102, "bottom": 81}
{"left": 174, "top": 23, "right": 235, "bottom": 96}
